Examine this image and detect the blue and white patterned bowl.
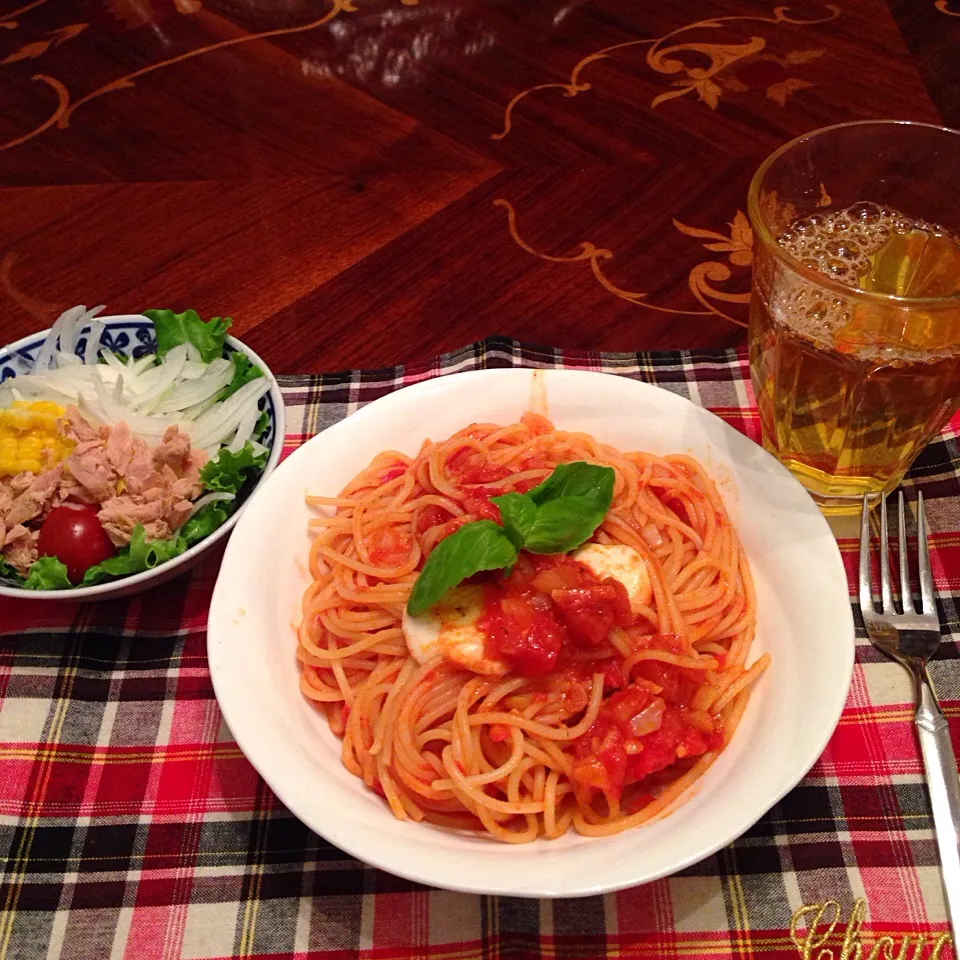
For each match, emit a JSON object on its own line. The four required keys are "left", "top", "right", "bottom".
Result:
{"left": 0, "top": 314, "right": 285, "bottom": 601}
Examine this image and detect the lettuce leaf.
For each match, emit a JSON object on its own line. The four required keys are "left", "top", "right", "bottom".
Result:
{"left": 23, "top": 556, "right": 73, "bottom": 590}
{"left": 0, "top": 557, "right": 23, "bottom": 585}
{"left": 200, "top": 442, "right": 267, "bottom": 495}
{"left": 180, "top": 500, "right": 233, "bottom": 547}
{"left": 80, "top": 525, "right": 187, "bottom": 586}
{"left": 218, "top": 351, "right": 263, "bottom": 401}
{"left": 144, "top": 308, "right": 232, "bottom": 363}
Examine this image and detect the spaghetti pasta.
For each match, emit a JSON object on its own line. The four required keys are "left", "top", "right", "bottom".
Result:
{"left": 297, "top": 413, "right": 768, "bottom": 842}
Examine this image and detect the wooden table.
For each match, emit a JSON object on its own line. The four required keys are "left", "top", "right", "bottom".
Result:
{"left": 2, "top": 0, "right": 958, "bottom": 372}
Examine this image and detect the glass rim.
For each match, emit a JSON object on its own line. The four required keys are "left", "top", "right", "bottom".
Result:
{"left": 747, "top": 119, "right": 960, "bottom": 307}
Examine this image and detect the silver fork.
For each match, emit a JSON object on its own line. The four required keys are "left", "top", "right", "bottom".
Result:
{"left": 859, "top": 491, "right": 960, "bottom": 939}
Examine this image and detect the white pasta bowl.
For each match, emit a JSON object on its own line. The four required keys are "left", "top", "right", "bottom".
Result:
{"left": 207, "top": 368, "right": 854, "bottom": 898}
{"left": 0, "top": 315, "right": 284, "bottom": 601}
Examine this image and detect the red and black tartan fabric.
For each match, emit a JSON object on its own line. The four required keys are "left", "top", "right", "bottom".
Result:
{"left": 2, "top": 337, "right": 959, "bottom": 959}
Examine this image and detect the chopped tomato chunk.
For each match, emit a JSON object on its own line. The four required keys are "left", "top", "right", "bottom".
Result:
{"left": 473, "top": 553, "right": 639, "bottom": 675}
{"left": 551, "top": 580, "right": 633, "bottom": 646}
{"left": 571, "top": 679, "right": 718, "bottom": 802}
{"left": 572, "top": 717, "right": 627, "bottom": 805}
{"left": 601, "top": 659, "right": 626, "bottom": 690}
{"left": 479, "top": 585, "right": 565, "bottom": 676}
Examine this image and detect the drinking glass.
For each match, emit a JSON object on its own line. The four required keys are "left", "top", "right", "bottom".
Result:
{"left": 747, "top": 120, "right": 960, "bottom": 514}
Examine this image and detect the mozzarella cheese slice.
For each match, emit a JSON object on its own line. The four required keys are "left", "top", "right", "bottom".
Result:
{"left": 571, "top": 543, "right": 652, "bottom": 613}
{"left": 402, "top": 585, "right": 509, "bottom": 676}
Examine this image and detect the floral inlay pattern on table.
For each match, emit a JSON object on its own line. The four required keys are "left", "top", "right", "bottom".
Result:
{"left": 493, "top": 5, "right": 840, "bottom": 140}
{"left": 0, "top": 0, "right": 360, "bottom": 151}
{"left": 496, "top": 199, "right": 752, "bottom": 326}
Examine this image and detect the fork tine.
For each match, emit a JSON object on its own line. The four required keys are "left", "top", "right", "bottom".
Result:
{"left": 898, "top": 490, "right": 915, "bottom": 614}
{"left": 880, "top": 495, "right": 895, "bottom": 613}
{"left": 917, "top": 490, "right": 935, "bottom": 616}
{"left": 859, "top": 494, "right": 874, "bottom": 617}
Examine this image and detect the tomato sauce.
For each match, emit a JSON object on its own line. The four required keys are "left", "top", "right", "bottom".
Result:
{"left": 367, "top": 527, "right": 412, "bottom": 567}
{"left": 475, "top": 553, "right": 633, "bottom": 677}
{"left": 569, "top": 664, "right": 724, "bottom": 807}
{"left": 447, "top": 448, "right": 512, "bottom": 487}
{"left": 433, "top": 444, "right": 723, "bottom": 804}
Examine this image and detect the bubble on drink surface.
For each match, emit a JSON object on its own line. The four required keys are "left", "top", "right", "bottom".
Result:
{"left": 768, "top": 201, "right": 948, "bottom": 343}
{"left": 825, "top": 239, "right": 858, "bottom": 259}
{"left": 824, "top": 259, "right": 848, "bottom": 276}
{"left": 848, "top": 201, "right": 883, "bottom": 223}
{"left": 775, "top": 202, "right": 907, "bottom": 292}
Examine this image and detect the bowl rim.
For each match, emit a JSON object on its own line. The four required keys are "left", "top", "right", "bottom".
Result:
{"left": 0, "top": 318, "right": 285, "bottom": 600}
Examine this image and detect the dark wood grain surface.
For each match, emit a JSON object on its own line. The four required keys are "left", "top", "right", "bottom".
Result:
{"left": 2, "top": 0, "right": 957, "bottom": 372}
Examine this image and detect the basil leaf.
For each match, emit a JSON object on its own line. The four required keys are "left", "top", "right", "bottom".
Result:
{"left": 527, "top": 461, "right": 614, "bottom": 508}
{"left": 406, "top": 521, "right": 517, "bottom": 616}
{"left": 23, "top": 556, "right": 72, "bottom": 590}
{"left": 522, "top": 495, "right": 610, "bottom": 554}
{"left": 144, "top": 308, "right": 232, "bottom": 363}
{"left": 406, "top": 461, "right": 615, "bottom": 614}
{"left": 490, "top": 492, "right": 536, "bottom": 550}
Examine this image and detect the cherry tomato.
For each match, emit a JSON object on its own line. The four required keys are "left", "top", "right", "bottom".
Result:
{"left": 37, "top": 504, "right": 116, "bottom": 584}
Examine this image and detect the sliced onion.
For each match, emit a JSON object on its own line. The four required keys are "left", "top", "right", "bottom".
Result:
{"left": 150, "top": 362, "right": 234, "bottom": 415}
{"left": 84, "top": 321, "right": 104, "bottom": 365}
{"left": 179, "top": 360, "right": 209, "bottom": 380}
{"left": 33, "top": 306, "right": 83, "bottom": 373}
{"left": 59, "top": 309, "right": 80, "bottom": 358}
{"left": 133, "top": 344, "right": 187, "bottom": 410}
{"left": 629, "top": 700, "right": 665, "bottom": 738}
{"left": 183, "top": 341, "right": 201, "bottom": 363}
{"left": 186, "top": 491, "right": 235, "bottom": 520}
{"left": 126, "top": 360, "right": 169, "bottom": 396}
{"left": 89, "top": 369, "right": 172, "bottom": 439}
{"left": 227, "top": 403, "right": 259, "bottom": 453}
{"left": 181, "top": 395, "right": 220, "bottom": 421}
{"left": 188, "top": 378, "right": 269, "bottom": 450}
{"left": 100, "top": 349, "right": 127, "bottom": 374}
{"left": 130, "top": 354, "right": 157, "bottom": 376}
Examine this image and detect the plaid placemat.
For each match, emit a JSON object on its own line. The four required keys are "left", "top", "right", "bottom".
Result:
{"left": 2, "top": 336, "right": 959, "bottom": 960}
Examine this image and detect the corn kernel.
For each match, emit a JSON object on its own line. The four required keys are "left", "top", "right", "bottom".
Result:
{"left": 0, "top": 401, "right": 75, "bottom": 477}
